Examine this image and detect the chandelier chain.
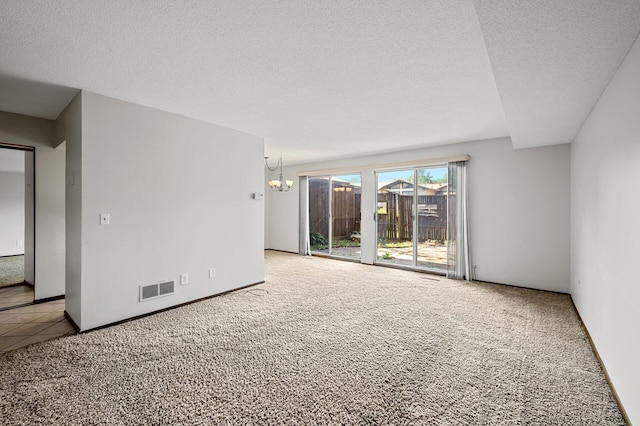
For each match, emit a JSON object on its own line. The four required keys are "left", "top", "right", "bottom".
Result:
{"left": 264, "top": 156, "right": 293, "bottom": 192}
{"left": 264, "top": 157, "right": 281, "bottom": 172}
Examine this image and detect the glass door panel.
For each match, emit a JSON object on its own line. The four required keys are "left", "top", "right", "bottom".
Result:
{"left": 309, "top": 177, "right": 330, "bottom": 254}
{"left": 415, "top": 166, "right": 448, "bottom": 272}
{"left": 331, "top": 175, "right": 361, "bottom": 259}
{"left": 376, "top": 170, "right": 415, "bottom": 266}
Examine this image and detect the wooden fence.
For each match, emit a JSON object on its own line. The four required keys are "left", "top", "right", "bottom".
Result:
{"left": 309, "top": 179, "right": 361, "bottom": 240}
{"left": 377, "top": 193, "right": 450, "bottom": 242}
{"left": 309, "top": 179, "right": 450, "bottom": 242}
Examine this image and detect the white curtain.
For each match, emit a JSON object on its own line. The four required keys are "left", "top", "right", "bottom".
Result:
{"left": 298, "top": 176, "right": 311, "bottom": 255}
{"left": 447, "top": 161, "right": 471, "bottom": 280}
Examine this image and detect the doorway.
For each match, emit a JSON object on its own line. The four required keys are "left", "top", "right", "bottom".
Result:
{"left": 0, "top": 146, "right": 35, "bottom": 309}
{"left": 376, "top": 166, "right": 449, "bottom": 273}
{"left": 309, "top": 174, "right": 362, "bottom": 260}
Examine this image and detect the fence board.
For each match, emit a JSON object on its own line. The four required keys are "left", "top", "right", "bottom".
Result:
{"left": 309, "top": 182, "right": 452, "bottom": 244}
{"left": 309, "top": 179, "right": 361, "bottom": 241}
{"left": 377, "top": 193, "right": 451, "bottom": 242}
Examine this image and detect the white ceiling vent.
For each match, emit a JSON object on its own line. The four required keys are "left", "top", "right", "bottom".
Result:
{"left": 140, "top": 281, "right": 175, "bottom": 302}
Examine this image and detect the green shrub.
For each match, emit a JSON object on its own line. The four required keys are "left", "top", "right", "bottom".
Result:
{"left": 310, "top": 232, "right": 328, "bottom": 247}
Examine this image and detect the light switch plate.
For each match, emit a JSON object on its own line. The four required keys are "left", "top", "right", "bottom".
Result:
{"left": 100, "top": 213, "right": 110, "bottom": 225}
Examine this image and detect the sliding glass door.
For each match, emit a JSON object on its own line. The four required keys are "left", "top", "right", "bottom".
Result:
{"left": 309, "top": 174, "right": 361, "bottom": 259}
{"left": 331, "top": 176, "right": 361, "bottom": 259}
{"left": 303, "top": 162, "right": 468, "bottom": 278}
{"left": 309, "top": 177, "right": 330, "bottom": 254}
{"left": 376, "top": 170, "right": 415, "bottom": 266}
{"left": 376, "top": 166, "right": 448, "bottom": 273}
{"left": 415, "top": 166, "right": 448, "bottom": 270}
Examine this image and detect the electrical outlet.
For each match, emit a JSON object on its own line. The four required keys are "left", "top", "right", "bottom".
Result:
{"left": 209, "top": 268, "right": 216, "bottom": 279}
{"left": 16, "top": 240, "right": 23, "bottom": 246}
{"left": 180, "top": 273, "right": 189, "bottom": 285}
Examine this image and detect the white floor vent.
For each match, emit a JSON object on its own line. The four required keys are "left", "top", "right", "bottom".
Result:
{"left": 140, "top": 280, "right": 175, "bottom": 302}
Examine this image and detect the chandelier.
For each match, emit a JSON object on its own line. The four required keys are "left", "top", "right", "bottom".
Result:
{"left": 265, "top": 156, "right": 293, "bottom": 192}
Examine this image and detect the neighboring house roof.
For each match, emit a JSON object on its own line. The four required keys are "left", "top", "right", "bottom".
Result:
{"left": 332, "top": 178, "right": 361, "bottom": 187}
{"left": 377, "top": 179, "right": 418, "bottom": 190}
{"left": 378, "top": 179, "right": 447, "bottom": 194}
{"left": 423, "top": 183, "right": 448, "bottom": 191}
{"left": 309, "top": 177, "right": 361, "bottom": 188}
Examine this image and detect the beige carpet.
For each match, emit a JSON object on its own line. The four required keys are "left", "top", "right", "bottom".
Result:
{"left": 0, "top": 251, "right": 624, "bottom": 424}
{"left": 0, "top": 255, "right": 24, "bottom": 288}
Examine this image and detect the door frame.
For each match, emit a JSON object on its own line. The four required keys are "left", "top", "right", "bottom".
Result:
{"left": 0, "top": 143, "right": 36, "bottom": 301}
{"left": 309, "top": 173, "right": 362, "bottom": 261}
{"left": 374, "top": 166, "right": 447, "bottom": 274}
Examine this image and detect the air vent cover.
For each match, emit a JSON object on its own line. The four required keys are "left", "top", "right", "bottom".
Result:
{"left": 159, "top": 281, "right": 174, "bottom": 295}
{"left": 140, "top": 280, "right": 175, "bottom": 302}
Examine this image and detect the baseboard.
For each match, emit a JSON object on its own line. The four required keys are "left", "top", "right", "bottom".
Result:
{"left": 265, "top": 248, "right": 299, "bottom": 255}
{"left": 266, "top": 250, "right": 570, "bottom": 294}
{"left": 64, "top": 311, "right": 80, "bottom": 333}
{"left": 472, "top": 279, "right": 569, "bottom": 296}
{"left": 570, "top": 297, "right": 631, "bottom": 425}
{"left": 75, "top": 280, "right": 265, "bottom": 334}
{"left": 34, "top": 294, "right": 64, "bottom": 304}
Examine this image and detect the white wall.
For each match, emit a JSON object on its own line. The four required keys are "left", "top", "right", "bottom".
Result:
{"left": 267, "top": 137, "right": 571, "bottom": 293}
{"left": 571, "top": 34, "right": 640, "bottom": 423}
{"left": 0, "top": 170, "right": 25, "bottom": 257}
{"left": 56, "top": 93, "right": 82, "bottom": 323}
{"left": 24, "top": 151, "right": 35, "bottom": 284}
{"left": 35, "top": 144, "right": 65, "bottom": 299}
{"left": 264, "top": 169, "right": 270, "bottom": 251}
{"left": 0, "top": 111, "right": 65, "bottom": 300}
{"left": 67, "top": 92, "right": 264, "bottom": 331}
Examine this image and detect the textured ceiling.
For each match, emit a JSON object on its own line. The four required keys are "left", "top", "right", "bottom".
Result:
{"left": 475, "top": 0, "right": 640, "bottom": 148}
{"left": 0, "top": 0, "right": 507, "bottom": 164}
{"left": 0, "top": 76, "right": 79, "bottom": 120}
{"left": 0, "top": 1, "right": 638, "bottom": 163}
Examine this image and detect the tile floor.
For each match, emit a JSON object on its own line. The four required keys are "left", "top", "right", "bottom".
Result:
{"left": 0, "top": 284, "right": 33, "bottom": 309}
{"left": 0, "top": 286, "right": 75, "bottom": 353}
